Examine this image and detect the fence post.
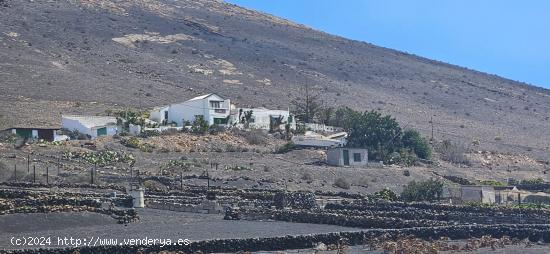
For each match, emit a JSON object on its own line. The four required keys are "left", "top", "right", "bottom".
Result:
{"left": 13, "top": 164, "right": 17, "bottom": 182}
{"left": 46, "top": 166, "right": 49, "bottom": 185}
{"left": 180, "top": 171, "right": 183, "bottom": 191}
{"left": 27, "top": 154, "right": 30, "bottom": 173}
{"left": 33, "top": 164, "right": 36, "bottom": 183}
{"left": 57, "top": 157, "right": 60, "bottom": 176}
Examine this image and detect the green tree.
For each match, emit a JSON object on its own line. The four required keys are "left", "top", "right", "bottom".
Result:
{"left": 317, "top": 106, "right": 335, "bottom": 125}
{"left": 291, "top": 83, "right": 321, "bottom": 123}
{"left": 344, "top": 110, "right": 402, "bottom": 161}
{"left": 402, "top": 129, "right": 431, "bottom": 159}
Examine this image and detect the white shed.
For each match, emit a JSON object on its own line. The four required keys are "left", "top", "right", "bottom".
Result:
{"left": 327, "top": 147, "right": 368, "bottom": 167}
{"left": 62, "top": 115, "right": 118, "bottom": 139}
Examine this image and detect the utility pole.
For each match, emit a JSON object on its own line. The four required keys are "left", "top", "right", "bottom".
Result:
{"left": 91, "top": 162, "right": 97, "bottom": 185}
{"left": 206, "top": 167, "right": 210, "bottom": 190}
{"left": 430, "top": 115, "right": 434, "bottom": 141}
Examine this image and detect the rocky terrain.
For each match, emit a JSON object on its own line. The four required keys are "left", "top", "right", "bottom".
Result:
{"left": 1, "top": 0, "right": 550, "bottom": 161}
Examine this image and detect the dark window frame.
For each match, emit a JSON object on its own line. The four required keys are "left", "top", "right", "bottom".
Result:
{"left": 353, "top": 152, "right": 361, "bottom": 162}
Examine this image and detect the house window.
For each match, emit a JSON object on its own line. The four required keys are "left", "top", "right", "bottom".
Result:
{"left": 214, "top": 118, "right": 228, "bottom": 124}
{"left": 210, "top": 101, "right": 221, "bottom": 108}
{"left": 353, "top": 153, "right": 361, "bottom": 162}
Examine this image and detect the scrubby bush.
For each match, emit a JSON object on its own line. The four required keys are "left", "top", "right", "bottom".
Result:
{"left": 478, "top": 180, "right": 505, "bottom": 186}
{"left": 436, "top": 140, "right": 470, "bottom": 165}
{"left": 401, "top": 179, "right": 443, "bottom": 202}
{"left": 372, "top": 188, "right": 398, "bottom": 201}
{"left": 243, "top": 129, "right": 268, "bottom": 145}
{"left": 224, "top": 165, "right": 253, "bottom": 171}
{"left": 333, "top": 177, "right": 350, "bottom": 189}
{"left": 121, "top": 137, "right": 140, "bottom": 149}
{"left": 143, "top": 180, "right": 168, "bottom": 192}
{"left": 0, "top": 131, "right": 18, "bottom": 144}
{"left": 225, "top": 144, "right": 248, "bottom": 152}
{"left": 139, "top": 129, "right": 160, "bottom": 138}
{"left": 301, "top": 172, "right": 314, "bottom": 182}
{"left": 208, "top": 124, "right": 226, "bottom": 135}
{"left": 387, "top": 149, "right": 418, "bottom": 166}
{"left": 521, "top": 178, "right": 545, "bottom": 185}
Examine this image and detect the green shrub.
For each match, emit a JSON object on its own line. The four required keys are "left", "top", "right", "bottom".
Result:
{"left": 139, "top": 129, "right": 160, "bottom": 138}
{"left": 121, "top": 137, "right": 141, "bottom": 149}
{"left": 401, "top": 179, "right": 443, "bottom": 202}
{"left": 521, "top": 178, "right": 545, "bottom": 185}
{"left": 372, "top": 188, "right": 398, "bottom": 201}
{"left": 478, "top": 180, "right": 505, "bottom": 186}
{"left": 402, "top": 130, "right": 431, "bottom": 159}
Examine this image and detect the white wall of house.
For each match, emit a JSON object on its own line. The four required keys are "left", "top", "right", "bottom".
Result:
{"left": 62, "top": 117, "right": 93, "bottom": 137}
{"left": 327, "top": 147, "right": 368, "bottom": 167}
{"left": 149, "top": 106, "right": 169, "bottom": 123}
{"left": 232, "top": 107, "right": 295, "bottom": 130}
{"left": 62, "top": 116, "right": 118, "bottom": 139}
{"left": 157, "top": 94, "right": 230, "bottom": 126}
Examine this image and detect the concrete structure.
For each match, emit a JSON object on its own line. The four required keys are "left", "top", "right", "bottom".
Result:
{"left": 62, "top": 115, "right": 118, "bottom": 139}
{"left": 5, "top": 127, "right": 67, "bottom": 141}
{"left": 327, "top": 147, "right": 368, "bottom": 167}
{"left": 293, "top": 131, "right": 347, "bottom": 148}
{"left": 444, "top": 186, "right": 497, "bottom": 204}
{"left": 494, "top": 186, "right": 522, "bottom": 205}
{"left": 129, "top": 188, "right": 145, "bottom": 208}
{"left": 231, "top": 107, "right": 295, "bottom": 131}
{"left": 304, "top": 123, "right": 343, "bottom": 133}
{"left": 149, "top": 93, "right": 230, "bottom": 126}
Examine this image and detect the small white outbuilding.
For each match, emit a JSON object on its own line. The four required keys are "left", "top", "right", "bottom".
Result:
{"left": 327, "top": 147, "right": 368, "bottom": 167}
{"left": 62, "top": 115, "right": 118, "bottom": 139}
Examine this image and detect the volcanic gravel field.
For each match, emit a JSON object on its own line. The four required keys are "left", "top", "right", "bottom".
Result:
{"left": 0, "top": 208, "right": 360, "bottom": 250}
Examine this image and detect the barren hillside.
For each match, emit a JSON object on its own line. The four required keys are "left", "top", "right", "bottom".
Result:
{"left": 1, "top": 0, "right": 549, "bottom": 160}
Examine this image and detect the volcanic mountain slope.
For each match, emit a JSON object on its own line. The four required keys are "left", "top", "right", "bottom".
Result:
{"left": 0, "top": 0, "right": 549, "bottom": 160}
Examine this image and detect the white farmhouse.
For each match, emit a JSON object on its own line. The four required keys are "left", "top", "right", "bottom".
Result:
{"left": 62, "top": 115, "right": 118, "bottom": 139}
{"left": 149, "top": 93, "right": 231, "bottom": 126}
{"left": 232, "top": 107, "right": 295, "bottom": 130}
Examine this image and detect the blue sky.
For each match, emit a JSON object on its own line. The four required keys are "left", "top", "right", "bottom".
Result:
{"left": 227, "top": 0, "right": 550, "bottom": 88}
